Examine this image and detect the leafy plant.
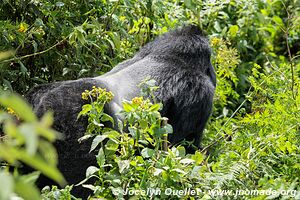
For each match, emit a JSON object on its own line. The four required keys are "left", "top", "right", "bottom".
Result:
{"left": 0, "top": 92, "right": 65, "bottom": 200}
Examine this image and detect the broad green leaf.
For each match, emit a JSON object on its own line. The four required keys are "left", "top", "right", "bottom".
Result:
{"left": 14, "top": 179, "right": 40, "bottom": 200}
{"left": 19, "top": 124, "right": 38, "bottom": 155}
{"left": 139, "top": 120, "right": 148, "bottom": 129}
{"left": 105, "top": 140, "right": 118, "bottom": 151}
{"left": 3, "top": 79, "right": 13, "bottom": 91}
{"left": 141, "top": 148, "right": 155, "bottom": 158}
{"left": 117, "top": 160, "right": 130, "bottom": 173}
{"left": 228, "top": 25, "right": 239, "bottom": 37}
{"left": 38, "top": 140, "right": 58, "bottom": 166}
{"left": 272, "top": 16, "right": 284, "bottom": 26}
{"left": 77, "top": 104, "right": 92, "bottom": 119}
{"left": 184, "top": 0, "right": 192, "bottom": 9}
{"left": 101, "top": 113, "right": 114, "bottom": 124}
{"left": 0, "top": 171, "right": 14, "bottom": 200}
{"left": 192, "top": 151, "right": 205, "bottom": 165}
{"left": 19, "top": 61, "right": 27, "bottom": 73}
{"left": 123, "top": 102, "right": 134, "bottom": 112}
{"left": 128, "top": 127, "right": 137, "bottom": 137}
{"left": 149, "top": 103, "right": 160, "bottom": 111}
{"left": 86, "top": 166, "right": 99, "bottom": 178}
{"left": 40, "top": 111, "right": 54, "bottom": 127}
{"left": 78, "top": 134, "right": 94, "bottom": 143}
{"left": 0, "top": 50, "right": 15, "bottom": 61}
{"left": 0, "top": 92, "right": 37, "bottom": 122}
{"left": 55, "top": 2, "right": 65, "bottom": 7}
{"left": 18, "top": 171, "right": 41, "bottom": 185}
{"left": 3, "top": 120, "right": 23, "bottom": 142}
{"left": 20, "top": 152, "right": 66, "bottom": 186}
{"left": 163, "top": 124, "right": 173, "bottom": 134}
{"left": 1, "top": 147, "right": 66, "bottom": 185}
{"left": 96, "top": 147, "right": 105, "bottom": 167}
{"left": 153, "top": 168, "right": 164, "bottom": 176}
{"left": 35, "top": 125, "right": 59, "bottom": 142}
{"left": 176, "top": 146, "right": 186, "bottom": 157}
{"left": 90, "top": 135, "right": 108, "bottom": 152}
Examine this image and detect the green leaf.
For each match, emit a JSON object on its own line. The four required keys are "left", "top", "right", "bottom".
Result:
{"left": 86, "top": 166, "right": 99, "bottom": 178}
{"left": 139, "top": 120, "right": 148, "bottom": 129}
{"left": 96, "top": 147, "right": 105, "bottom": 167}
{"left": 108, "top": 32, "right": 121, "bottom": 51}
{"left": 77, "top": 104, "right": 92, "bottom": 119}
{"left": 14, "top": 178, "right": 40, "bottom": 200}
{"left": 19, "top": 124, "right": 38, "bottom": 155}
{"left": 55, "top": 2, "right": 65, "bottom": 7}
{"left": 163, "top": 124, "right": 173, "bottom": 134}
{"left": 149, "top": 103, "right": 160, "bottom": 111}
{"left": 40, "top": 111, "right": 54, "bottom": 127}
{"left": 3, "top": 120, "right": 23, "bottom": 143}
{"left": 18, "top": 172, "right": 41, "bottom": 185}
{"left": 192, "top": 151, "right": 204, "bottom": 165}
{"left": 0, "top": 172, "right": 14, "bottom": 200}
{"left": 38, "top": 140, "right": 58, "bottom": 166}
{"left": 101, "top": 113, "right": 114, "bottom": 124}
{"left": 78, "top": 134, "right": 94, "bottom": 143}
{"left": 0, "top": 147, "right": 66, "bottom": 185}
{"left": 180, "top": 158, "right": 195, "bottom": 165}
{"left": 104, "top": 130, "right": 120, "bottom": 140}
{"left": 117, "top": 160, "right": 130, "bottom": 173}
{"left": 272, "top": 16, "right": 284, "bottom": 26}
{"left": 176, "top": 146, "right": 186, "bottom": 157}
{"left": 0, "top": 92, "right": 37, "bottom": 122}
{"left": 184, "top": 0, "right": 192, "bottom": 9}
{"left": 3, "top": 79, "right": 13, "bottom": 91}
{"left": 214, "top": 21, "right": 221, "bottom": 32}
{"left": 105, "top": 140, "right": 118, "bottom": 151}
{"left": 35, "top": 123, "right": 58, "bottom": 141}
{"left": 77, "top": 31, "right": 86, "bottom": 45}
{"left": 92, "top": 119, "right": 104, "bottom": 127}
{"left": 128, "top": 127, "right": 137, "bottom": 137}
{"left": 34, "top": 18, "right": 44, "bottom": 27}
{"left": 153, "top": 168, "right": 164, "bottom": 176}
{"left": 228, "top": 25, "right": 239, "bottom": 37}
{"left": 105, "top": 38, "right": 115, "bottom": 50}
{"left": 90, "top": 135, "right": 108, "bottom": 152}
{"left": 0, "top": 50, "right": 15, "bottom": 61}
{"left": 141, "top": 148, "right": 155, "bottom": 158}
{"left": 123, "top": 102, "right": 134, "bottom": 112}
{"left": 171, "top": 168, "right": 187, "bottom": 175}
{"left": 19, "top": 61, "right": 27, "bottom": 74}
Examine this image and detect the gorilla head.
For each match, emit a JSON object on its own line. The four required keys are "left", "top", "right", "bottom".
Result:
{"left": 25, "top": 24, "right": 216, "bottom": 196}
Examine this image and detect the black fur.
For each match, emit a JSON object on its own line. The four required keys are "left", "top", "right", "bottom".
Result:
{"left": 25, "top": 25, "right": 216, "bottom": 197}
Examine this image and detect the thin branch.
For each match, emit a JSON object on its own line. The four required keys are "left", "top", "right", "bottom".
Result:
{"left": 285, "top": 32, "right": 296, "bottom": 100}
{"left": 0, "top": 40, "right": 65, "bottom": 64}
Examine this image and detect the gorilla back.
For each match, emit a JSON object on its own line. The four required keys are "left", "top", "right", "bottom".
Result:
{"left": 26, "top": 25, "right": 216, "bottom": 197}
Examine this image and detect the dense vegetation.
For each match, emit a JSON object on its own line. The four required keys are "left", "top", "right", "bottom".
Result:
{"left": 0, "top": 0, "right": 299, "bottom": 199}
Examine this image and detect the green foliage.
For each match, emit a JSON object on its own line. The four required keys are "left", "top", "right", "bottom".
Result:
{"left": 41, "top": 185, "right": 75, "bottom": 200}
{"left": 1, "top": 0, "right": 300, "bottom": 199}
{"left": 202, "top": 58, "right": 300, "bottom": 199}
{"left": 76, "top": 84, "right": 210, "bottom": 199}
{"left": 78, "top": 86, "right": 114, "bottom": 139}
{"left": 210, "top": 37, "right": 240, "bottom": 115}
{"left": 0, "top": 92, "right": 65, "bottom": 200}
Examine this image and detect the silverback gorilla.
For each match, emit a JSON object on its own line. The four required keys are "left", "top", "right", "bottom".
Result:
{"left": 26, "top": 25, "right": 216, "bottom": 197}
